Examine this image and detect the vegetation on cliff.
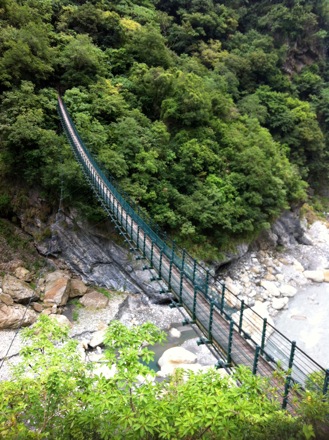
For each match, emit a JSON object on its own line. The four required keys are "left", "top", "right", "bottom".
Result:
{"left": 0, "top": 0, "right": 329, "bottom": 259}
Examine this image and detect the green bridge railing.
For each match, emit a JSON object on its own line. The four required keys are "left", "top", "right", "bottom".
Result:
{"left": 58, "top": 96, "right": 329, "bottom": 411}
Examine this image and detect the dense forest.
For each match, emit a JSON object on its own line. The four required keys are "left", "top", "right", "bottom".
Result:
{"left": 1, "top": 0, "right": 329, "bottom": 260}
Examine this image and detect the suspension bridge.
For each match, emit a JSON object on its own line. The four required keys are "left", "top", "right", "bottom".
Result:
{"left": 57, "top": 96, "right": 329, "bottom": 412}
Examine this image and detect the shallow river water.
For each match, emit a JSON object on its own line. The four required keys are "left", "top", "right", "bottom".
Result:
{"left": 275, "top": 283, "right": 329, "bottom": 369}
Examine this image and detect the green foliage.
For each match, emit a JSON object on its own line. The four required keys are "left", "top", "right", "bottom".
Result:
{"left": 0, "top": 315, "right": 320, "bottom": 439}
{"left": 1, "top": 0, "right": 329, "bottom": 261}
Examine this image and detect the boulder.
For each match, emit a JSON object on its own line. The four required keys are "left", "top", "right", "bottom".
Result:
{"left": 2, "top": 274, "right": 38, "bottom": 303}
{"left": 0, "top": 293, "right": 14, "bottom": 306}
{"left": 0, "top": 303, "right": 37, "bottom": 329}
{"left": 49, "top": 314, "right": 72, "bottom": 328}
{"left": 279, "top": 285, "right": 297, "bottom": 297}
{"left": 158, "top": 347, "right": 197, "bottom": 369}
{"left": 260, "top": 280, "right": 280, "bottom": 297}
{"left": 70, "top": 279, "right": 88, "bottom": 298}
{"left": 323, "top": 270, "right": 329, "bottom": 283}
{"left": 272, "top": 297, "right": 289, "bottom": 310}
{"left": 169, "top": 327, "right": 181, "bottom": 338}
{"left": 157, "top": 363, "right": 211, "bottom": 377}
{"left": 79, "top": 291, "right": 109, "bottom": 309}
{"left": 92, "top": 364, "right": 117, "bottom": 379}
{"left": 43, "top": 271, "right": 71, "bottom": 306}
{"left": 14, "top": 267, "right": 32, "bottom": 282}
{"left": 304, "top": 270, "right": 324, "bottom": 283}
{"left": 32, "top": 302, "right": 43, "bottom": 312}
{"left": 231, "top": 301, "right": 274, "bottom": 346}
{"left": 89, "top": 329, "right": 107, "bottom": 348}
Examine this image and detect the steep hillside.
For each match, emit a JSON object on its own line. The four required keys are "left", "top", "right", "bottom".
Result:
{"left": 0, "top": 0, "right": 329, "bottom": 261}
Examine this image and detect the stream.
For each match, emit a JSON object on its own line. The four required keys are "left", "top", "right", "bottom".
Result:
{"left": 274, "top": 283, "right": 329, "bottom": 369}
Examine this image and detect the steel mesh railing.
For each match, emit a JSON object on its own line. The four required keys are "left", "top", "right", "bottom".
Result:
{"left": 58, "top": 96, "right": 329, "bottom": 409}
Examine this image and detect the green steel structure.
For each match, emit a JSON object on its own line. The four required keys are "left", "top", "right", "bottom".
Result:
{"left": 58, "top": 97, "right": 329, "bottom": 411}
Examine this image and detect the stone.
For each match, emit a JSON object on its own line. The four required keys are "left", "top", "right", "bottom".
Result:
{"left": 0, "top": 292, "right": 14, "bottom": 306}
{"left": 32, "top": 302, "right": 43, "bottom": 312}
{"left": 2, "top": 274, "right": 38, "bottom": 303}
{"left": 70, "top": 279, "right": 88, "bottom": 298}
{"left": 292, "top": 261, "right": 304, "bottom": 273}
{"left": 323, "top": 270, "right": 329, "bottom": 283}
{"left": 43, "top": 271, "right": 71, "bottom": 306}
{"left": 304, "top": 270, "right": 324, "bottom": 283}
{"left": 272, "top": 297, "right": 289, "bottom": 310}
{"left": 260, "top": 280, "right": 280, "bottom": 297}
{"left": 231, "top": 301, "right": 274, "bottom": 346}
{"left": 49, "top": 314, "right": 72, "bottom": 328}
{"left": 89, "top": 329, "right": 107, "bottom": 348}
{"left": 79, "top": 291, "right": 109, "bottom": 309}
{"left": 51, "top": 305, "right": 57, "bottom": 314}
{"left": 169, "top": 327, "right": 181, "bottom": 338}
{"left": 279, "top": 285, "right": 297, "bottom": 297}
{"left": 157, "top": 363, "right": 211, "bottom": 377}
{"left": 223, "top": 277, "right": 241, "bottom": 308}
{"left": 158, "top": 347, "right": 197, "bottom": 369}
{"left": 264, "top": 273, "right": 276, "bottom": 281}
{"left": 14, "top": 267, "right": 32, "bottom": 282}
{"left": 41, "top": 309, "right": 52, "bottom": 315}
{"left": 0, "top": 303, "right": 37, "bottom": 329}
{"left": 93, "top": 364, "right": 117, "bottom": 379}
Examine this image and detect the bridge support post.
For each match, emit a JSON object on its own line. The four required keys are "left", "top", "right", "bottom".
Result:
{"left": 181, "top": 249, "right": 186, "bottom": 272}
{"left": 208, "top": 301, "right": 214, "bottom": 343}
{"left": 220, "top": 284, "right": 226, "bottom": 313}
{"left": 260, "top": 318, "right": 267, "bottom": 354}
{"left": 282, "top": 341, "right": 296, "bottom": 409}
{"left": 192, "top": 286, "right": 197, "bottom": 321}
{"left": 323, "top": 369, "right": 329, "bottom": 395}
{"left": 227, "top": 320, "right": 234, "bottom": 366}
{"left": 192, "top": 259, "right": 197, "bottom": 284}
{"left": 238, "top": 300, "right": 245, "bottom": 334}
{"left": 282, "top": 376, "right": 291, "bottom": 410}
{"left": 252, "top": 345, "right": 261, "bottom": 375}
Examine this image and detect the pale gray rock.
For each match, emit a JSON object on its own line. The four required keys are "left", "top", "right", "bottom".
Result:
{"left": 89, "top": 329, "right": 107, "bottom": 348}
{"left": 169, "top": 327, "right": 181, "bottom": 338}
{"left": 304, "top": 270, "right": 324, "bottom": 283}
{"left": 260, "top": 280, "right": 280, "bottom": 297}
{"left": 0, "top": 304, "right": 37, "bottom": 329}
{"left": 92, "top": 364, "right": 117, "bottom": 379}
{"left": 272, "top": 297, "right": 289, "bottom": 310}
{"left": 158, "top": 347, "right": 197, "bottom": 368}
{"left": 231, "top": 301, "right": 274, "bottom": 345}
{"left": 2, "top": 274, "right": 38, "bottom": 303}
{"left": 279, "top": 285, "right": 297, "bottom": 297}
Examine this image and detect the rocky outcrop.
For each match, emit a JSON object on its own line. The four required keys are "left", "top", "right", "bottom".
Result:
{"left": 45, "top": 211, "right": 170, "bottom": 304}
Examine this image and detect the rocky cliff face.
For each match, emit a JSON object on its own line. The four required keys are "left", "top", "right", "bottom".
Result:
{"left": 38, "top": 210, "right": 169, "bottom": 304}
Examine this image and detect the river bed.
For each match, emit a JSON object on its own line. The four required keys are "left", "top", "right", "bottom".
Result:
{"left": 274, "top": 283, "right": 329, "bottom": 369}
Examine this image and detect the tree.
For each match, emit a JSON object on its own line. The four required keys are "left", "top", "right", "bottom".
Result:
{"left": 0, "top": 315, "right": 312, "bottom": 439}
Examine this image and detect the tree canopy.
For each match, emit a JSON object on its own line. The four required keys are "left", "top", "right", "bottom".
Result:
{"left": 1, "top": 0, "right": 329, "bottom": 259}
